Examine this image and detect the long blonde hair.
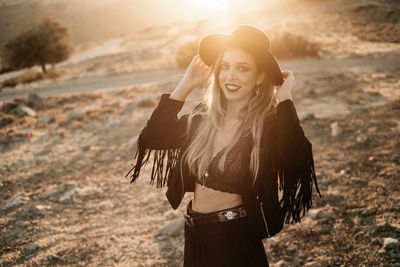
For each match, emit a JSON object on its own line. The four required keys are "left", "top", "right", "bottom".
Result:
{"left": 182, "top": 47, "right": 278, "bottom": 185}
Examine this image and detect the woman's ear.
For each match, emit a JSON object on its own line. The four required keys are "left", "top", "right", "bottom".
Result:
{"left": 256, "top": 71, "right": 266, "bottom": 85}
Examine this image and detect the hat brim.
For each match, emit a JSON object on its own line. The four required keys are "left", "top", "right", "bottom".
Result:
{"left": 198, "top": 34, "right": 283, "bottom": 86}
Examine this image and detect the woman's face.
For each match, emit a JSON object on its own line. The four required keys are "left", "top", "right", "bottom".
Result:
{"left": 218, "top": 46, "right": 265, "bottom": 103}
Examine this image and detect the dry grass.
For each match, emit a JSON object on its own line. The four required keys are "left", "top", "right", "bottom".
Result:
{"left": 270, "top": 31, "right": 321, "bottom": 59}
{"left": 1, "top": 67, "right": 67, "bottom": 89}
{"left": 175, "top": 40, "right": 198, "bottom": 69}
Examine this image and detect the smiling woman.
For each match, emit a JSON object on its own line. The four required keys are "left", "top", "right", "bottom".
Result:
{"left": 126, "top": 24, "right": 321, "bottom": 267}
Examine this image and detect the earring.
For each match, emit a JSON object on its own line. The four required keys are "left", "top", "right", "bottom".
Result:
{"left": 255, "top": 84, "right": 260, "bottom": 95}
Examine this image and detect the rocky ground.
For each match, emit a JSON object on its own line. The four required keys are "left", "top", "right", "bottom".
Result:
{"left": 1, "top": 0, "right": 400, "bottom": 266}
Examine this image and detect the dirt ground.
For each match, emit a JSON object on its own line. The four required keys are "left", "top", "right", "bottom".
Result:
{"left": 1, "top": 0, "right": 400, "bottom": 266}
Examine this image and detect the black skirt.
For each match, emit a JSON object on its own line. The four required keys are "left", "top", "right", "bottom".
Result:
{"left": 183, "top": 200, "right": 269, "bottom": 267}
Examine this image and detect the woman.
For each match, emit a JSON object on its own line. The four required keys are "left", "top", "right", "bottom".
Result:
{"left": 126, "top": 24, "right": 321, "bottom": 266}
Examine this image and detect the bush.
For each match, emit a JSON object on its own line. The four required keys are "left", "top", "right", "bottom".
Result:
{"left": 270, "top": 31, "right": 321, "bottom": 59}
{"left": 175, "top": 40, "right": 198, "bottom": 69}
{"left": 3, "top": 18, "right": 73, "bottom": 73}
{"left": 18, "top": 71, "right": 45, "bottom": 84}
{"left": 1, "top": 67, "right": 66, "bottom": 88}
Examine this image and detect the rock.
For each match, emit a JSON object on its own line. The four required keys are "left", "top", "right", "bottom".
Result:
{"left": 13, "top": 205, "right": 45, "bottom": 220}
{"left": 330, "top": 122, "right": 341, "bottom": 137}
{"left": 306, "top": 208, "right": 330, "bottom": 219}
{"left": 267, "top": 238, "right": 279, "bottom": 248}
{"left": 287, "top": 244, "right": 298, "bottom": 256}
{"left": 16, "top": 105, "right": 37, "bottom": 117}
{"left": 104, "top": 119, "right": 123, "bottom": 130}
{"left": 59, "top": 184, "right": 78, "bottom": 202}
{"left": 355, "top": 224, "right": 378, "bottom": 233}
{"left": 44, "top": 253, "right": 61, "bottom": 262}
{"left": 326, "top": 193, "right": 343, "bottom": 205}
{"left": 2, "top": 102, "right": 18, "bottom": 113}
{"left": 38, "top": 114, "right": 55, "bottom": 124}
{"left": 383, "top": 237, "right": 400, "bottom": 251}
{"left": 350, "top": 177, "right": 368, "bottom": 186}
{"left": 27, "top": 92, "right": 43, "bottom": 108}
{"left": 3, "top": 192, "right": 26, "bottom": 210}
{"left": 65, "top": 108, "right": 84, "bottom": 121}
{"left": 356, "top": 135, "right": 368, "bottom": 144}
{"left": 21, "top": 243, "right": 39, "bottom": 256}
{"left": 33, "top": 133, "right": 52, "bottom": 145}
{"left": 126, "top": 136, "right": 138, "bottom": 151}
{"left": 347, "top": 207, "right": 376, "bottom": 216}
{"left": 156, "top": 218, "right": 185, "bottom": 237}
{"left": 15, "top": 220, "right": 27, "bottom": 229}
{"left": 163, "top": 209, "right": 179, "bottom": 220}
{"left": 1, "top": 229, "right": 20, "bottom": 243}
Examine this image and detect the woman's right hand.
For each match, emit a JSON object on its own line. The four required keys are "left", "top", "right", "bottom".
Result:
{"left": 181, "top": 55, "right": 213, "bottom": 92}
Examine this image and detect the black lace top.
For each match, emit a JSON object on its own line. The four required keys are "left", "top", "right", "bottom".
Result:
{"left": 195, "top": 129, "right": 253, "bottom": 194}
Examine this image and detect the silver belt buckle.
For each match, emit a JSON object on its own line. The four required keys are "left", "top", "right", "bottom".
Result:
{"left": 225, "top": 210, "right": 235, "bottom": 220}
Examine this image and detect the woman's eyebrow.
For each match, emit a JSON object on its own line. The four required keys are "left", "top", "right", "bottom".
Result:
{"left": 221, "top": 60, "right": 250, "bottom": 66}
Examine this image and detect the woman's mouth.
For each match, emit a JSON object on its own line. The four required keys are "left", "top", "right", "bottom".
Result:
{"left": 225, "top": 83, "right": 241, "bottom": 92}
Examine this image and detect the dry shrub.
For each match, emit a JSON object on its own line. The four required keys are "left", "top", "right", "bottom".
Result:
{"left": 45, "top": 67, "right": 65, "bottom": 80}
{"left": 175, "top": 40, "right": 198, "bottom": 69}
{"left": 18, "top": 71, "right": 45, "bottom": 84}
{"left": 1, "top": 67, "right": 66, "bottom": 88}
{"left": 270, "top": 31, "right": 321, "bottom": 59}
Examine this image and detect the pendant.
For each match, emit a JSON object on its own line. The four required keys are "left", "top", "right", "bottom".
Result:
{"left": 202, "top": 171, "right": 209, "bottom": 190}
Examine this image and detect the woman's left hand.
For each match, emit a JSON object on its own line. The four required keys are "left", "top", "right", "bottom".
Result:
{"left": 275, "top": 70, "right": 296, "bottom": 102}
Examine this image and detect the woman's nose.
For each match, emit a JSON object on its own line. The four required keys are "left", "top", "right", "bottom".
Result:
{"left": 226, "top": 69, "right": 237, "bottom": 81}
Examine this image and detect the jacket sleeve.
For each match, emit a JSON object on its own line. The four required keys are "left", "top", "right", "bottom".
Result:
{"left": 125, "top": 93, "right": 190, "bottom": 188}
{"left": 275, "top": 99, "right": 322, "bottom": 224}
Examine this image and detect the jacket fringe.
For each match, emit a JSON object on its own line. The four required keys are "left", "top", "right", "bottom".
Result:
{"left": 125, "top": 129, "right": 181, "bottom": 188}
{"left": 278, "top": 140, "right": 322, "bottom": 224}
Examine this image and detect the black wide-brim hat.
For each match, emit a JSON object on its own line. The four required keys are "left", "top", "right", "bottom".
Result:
{"left": 198, "top": 24, "right": 283, "bottom": 86}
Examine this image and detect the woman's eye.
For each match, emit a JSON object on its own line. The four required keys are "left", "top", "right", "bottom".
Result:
{"left": 239, "top": 67, "right": 248, "bottom": 72}
{"left": 221, "top": 64, "right": 228, "bottom": 70}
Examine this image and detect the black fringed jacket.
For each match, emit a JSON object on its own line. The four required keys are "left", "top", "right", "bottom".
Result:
{"left": 126, "top": 93, "right": 321, "bottom": 240}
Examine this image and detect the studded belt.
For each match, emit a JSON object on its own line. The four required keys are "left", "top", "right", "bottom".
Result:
{"left": 183, "top": 200, "right": 247, "bottom": 227}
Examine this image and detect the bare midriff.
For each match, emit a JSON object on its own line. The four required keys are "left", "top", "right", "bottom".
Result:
{"left": 192, "top": 182, "right": 243, "bottom": 213}
{"left": 191, "top": 122, "right": 245, "bottom": 213}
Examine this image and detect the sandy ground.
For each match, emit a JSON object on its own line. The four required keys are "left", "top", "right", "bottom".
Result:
{"left": 1, "top": 0, "right": 400, "bottom": 266}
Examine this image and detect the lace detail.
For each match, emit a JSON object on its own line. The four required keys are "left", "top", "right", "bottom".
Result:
{"left": 195, "top": 131, "right": 253, "bottom": 194}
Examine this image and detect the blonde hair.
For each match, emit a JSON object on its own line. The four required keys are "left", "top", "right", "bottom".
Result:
{"left": 181, "top": 47, "right": 278, "bottom": 185}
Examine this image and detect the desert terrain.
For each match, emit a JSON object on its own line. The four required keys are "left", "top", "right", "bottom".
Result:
{"left": 1, "top": 0, "right": 399, "bottom": 266}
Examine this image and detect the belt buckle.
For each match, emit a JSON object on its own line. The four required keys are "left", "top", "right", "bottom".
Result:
{"left": 225, "top": 210, "right": 235, "bottom": 220}
{"left": 183, "top": 210, "right": 196, "bottom": 227}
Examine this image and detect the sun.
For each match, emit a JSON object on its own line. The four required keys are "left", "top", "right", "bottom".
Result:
{"left": 191, "top": 0, "right": 229, "bottom": 10}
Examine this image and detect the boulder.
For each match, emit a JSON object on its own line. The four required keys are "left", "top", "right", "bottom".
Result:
{"left": 21, "top": 243, "right": 39, "bottom": 256}
{"left": 156, "top": 218, "right": 185, "bottom": 237}
{"left": 16, "top": 105, "right": 37, "bottom": 117}
{"left": 27, "top": 92, "right": 43, "bottom": 108}
{"left": 383, "top": 237, "right": 400, "bottom": 251}
{"left": 3, "top": 192, "right": 26, "bottom": 211}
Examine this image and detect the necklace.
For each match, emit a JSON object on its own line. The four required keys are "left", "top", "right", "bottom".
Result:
{"left": 224, "top": 118, "right": 242, "bottom": 126}
{"left": 201, "top": 170, "right": 209, "bottom": 190}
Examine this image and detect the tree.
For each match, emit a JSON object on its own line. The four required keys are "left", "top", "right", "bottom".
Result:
{"left": 4, "top": 18, "right": 74, "bottom": 73}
